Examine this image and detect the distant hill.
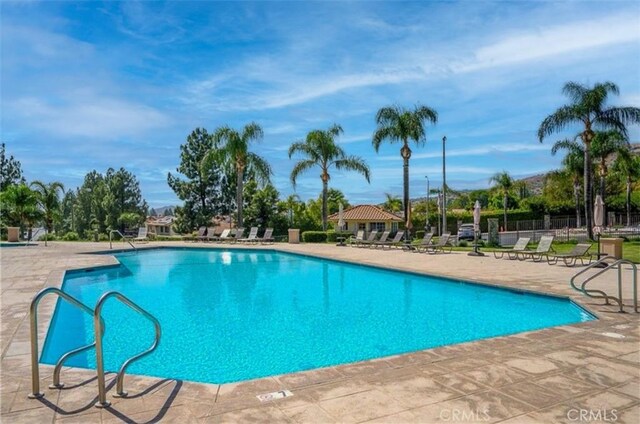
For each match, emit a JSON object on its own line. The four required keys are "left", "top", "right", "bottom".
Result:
{"left": 150, "top": 205, "right": 177, "bottom": 216}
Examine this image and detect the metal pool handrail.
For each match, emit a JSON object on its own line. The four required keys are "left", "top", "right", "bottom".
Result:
{"left": 93, "top": 291, "right": 161, "bottom": 408}
{"left": 570, "top": 256, "right": 638, "bottom": 313}
{"left": 109, "top": 230, "right": 136, "bottom": 250}
{"left": 28, "top": 287, "right": 104, "bottom": 398}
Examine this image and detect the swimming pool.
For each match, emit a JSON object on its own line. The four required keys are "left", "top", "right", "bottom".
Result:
{"left": 42, "top": 248, "right": 594, "bottom": 384}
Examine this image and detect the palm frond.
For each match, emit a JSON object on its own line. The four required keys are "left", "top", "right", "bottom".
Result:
{"left": 562, "top": 81, "right": 588, "bottom": 103}
{"left": 372, "top": 126, "right": 399, "bottom": 151}
{"left": 334, "top": 155, "right": 371, "bottom": 183}
{"left": 288, "top": 141, "right": 318, "bottom": 160}
{"left": 537, "top": 106, "right": 580, "bottom": 142}
{"left": 242, "top": 122, "right": 264, "bottom": 144}
{"left": 289, "top": 159, "right": 317, "bottom": 189}
{"left": 375, "top": 106, "right": 402, "bottom": 125}
{"left": 551, "top": 139, "right": 582, "bottom": 156}
{"left": 413, "top": 104, "right": 438, "bottom": 124}
{"left": 246, "top": 152, "right": 272, "bottom": 185}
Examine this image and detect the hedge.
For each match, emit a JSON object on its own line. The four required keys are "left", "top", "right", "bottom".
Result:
{"left": 301, "top": 231, "right": 328, "bottom": 243}
{"left": 326, "top": 230, "right": 354, "bottom": 242}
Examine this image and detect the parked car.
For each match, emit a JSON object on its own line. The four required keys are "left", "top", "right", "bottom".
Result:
{"left": 457, "top": 223, "right": 476, "bottom": 241}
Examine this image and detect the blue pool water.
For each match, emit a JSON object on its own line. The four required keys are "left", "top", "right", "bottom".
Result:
{"left": 42, "top": 248, "right": 594, "bottom": 384}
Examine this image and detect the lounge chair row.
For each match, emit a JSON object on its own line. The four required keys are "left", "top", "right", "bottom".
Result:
{"left": 493, "top": 236, "right": 594, "bottom": 266}
{"left": 192, "top": 227, "right": 274, "bottom": 244}
{"left": 348, "top": 231, "right": 452, "bottom": 254}
{"left": 349, "top": 230, "right": 406, "bottom": 249}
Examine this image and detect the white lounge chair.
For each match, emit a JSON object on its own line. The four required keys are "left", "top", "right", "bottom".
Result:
{"left": 133, "top": 227, "right": 148, "bottom": 243}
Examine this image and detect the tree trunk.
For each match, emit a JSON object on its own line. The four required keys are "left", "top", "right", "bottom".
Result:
{"left": 583, "top": 137, "right": 594, "bottom": 240}
{"left": 627, "top": 177, "right": 632, "bottom": 227}
{"left": 401, "top": 143, "right": 411, "bottom": 238}
{"left": 236, "top": 167, "right": 244, "bottom": 228}
{"left": 503, "top": 193, "right": 508, "bottom": 230}
{"left": 321, "top": 177, "right": 328, "bottom": 231}
{"left": 574, "top": 180, "right": 581, "bottom": 228}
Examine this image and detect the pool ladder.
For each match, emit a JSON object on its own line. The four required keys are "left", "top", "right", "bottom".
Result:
{"left": 28, "top": 288, "right": 161, "bottom": 408}
{"left": 109, "top": 230, "right": 137, "bottom": 251}
{"left": 570, "top": 256, "right": 638, "bottom": 313}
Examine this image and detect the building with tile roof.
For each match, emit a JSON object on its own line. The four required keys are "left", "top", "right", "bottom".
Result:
{"left": 327, "top": 204, "right": 403, "bottom": 234}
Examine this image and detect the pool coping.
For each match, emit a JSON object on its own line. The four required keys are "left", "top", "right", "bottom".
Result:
{"left": 36, "top": 244, "right": 601, "bottom": 387}
{"left": 5, "top": 241, "right": 638, "bottom": 423}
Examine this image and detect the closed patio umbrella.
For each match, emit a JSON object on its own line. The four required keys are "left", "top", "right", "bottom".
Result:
{"left": 469, "top": 200, "right": 485, "bottom": 256}
{"left": 594, "top": 195, "right": 604, "bottom": 233}
{"left": 338, "top": 202, "right": 344, "bottom": 231}
{"left": 594, "top": 195, "right": 604, "bottom": 260}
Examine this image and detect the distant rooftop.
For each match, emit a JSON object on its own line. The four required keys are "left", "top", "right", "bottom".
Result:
{"left": 328, "top": 205, "right": 403, "bottom": 222}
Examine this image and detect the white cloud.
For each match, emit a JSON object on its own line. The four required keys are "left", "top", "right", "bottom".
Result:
{"left": 11, "top": 96, "right": 171, "bottom": 139}
{"left": 455, "top": 13, "right": 640, "bottom": 73}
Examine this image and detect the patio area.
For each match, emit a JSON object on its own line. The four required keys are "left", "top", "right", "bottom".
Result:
{"left": 1, "top": 242, "right": 638, "bottom": 423}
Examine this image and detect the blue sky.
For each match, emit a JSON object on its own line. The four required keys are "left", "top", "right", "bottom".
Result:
{"left": 2, "top": 1, "right": 639, "bottom": 207}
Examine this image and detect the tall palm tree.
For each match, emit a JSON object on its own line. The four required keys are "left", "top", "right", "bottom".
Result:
{"left": 551, "top": 139, "right": 585, "bottom": 227}
{"left": 612, "top": 148, "right": 640, "bottom": 226}
{"left": 590, "top": 130, "right": 629, "bottom": 212}
{"left": 489, "top": 171, "right": 514, "bottom": 230}
{"left": 382, "top": 193, "right": 402, "bottom": 213}
{"left": 202, "top": 122, "right": 272, "bottom": 228}
{"left": 372, "top": 104, "right": 438, "bottom": 233}
{"left": 538, "top": 81, "right": 640, "bottom": 239}
{"left": 30, "top": 180, "right": 65, "bottom": 245}
{"left": 289, "top": 124, "right": 370, "bottom": 230}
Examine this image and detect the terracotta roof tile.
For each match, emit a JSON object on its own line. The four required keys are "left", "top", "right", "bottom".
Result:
{"left": 327, "top": 204, "right": 403, "bottom": 222}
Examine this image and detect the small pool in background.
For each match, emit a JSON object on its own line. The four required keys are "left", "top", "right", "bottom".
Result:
{"left": 42, "top": 248, "right": 594, "bottom": 384}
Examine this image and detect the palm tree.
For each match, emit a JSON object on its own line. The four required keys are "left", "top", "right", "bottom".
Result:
{"left": 281, "top": 194, "right": 302, "bottom": 225}
{"left": 372, "top": 104, "right": 438, "bottom": 233}
{"left": 289, "top": 124, "right": 370, "bottom": 230}
{"left": 551, "top": 139, "right": 585, "bottom": 227}
{"left": 489, "top": 171, "right": 514, "bottom": 230}
{"left": 590, "top": 130, "right": 629, "bottom": 212}
{"left": 612, "top": 148, "right": 640, "bottom": 226}
{"left": 30, "top": 180, "right": 65, "bottom": 245}
{"left": 202, "top": 122, "right": 272, "bottom": 228}
{"left": 382, "top": 193, "right": 402, "bottom": 213}
{"left": 0, "top": 183, "right": 40, "bottom": 238}
{"left": 538, "top": 81, "right": 640, "bottom": 239}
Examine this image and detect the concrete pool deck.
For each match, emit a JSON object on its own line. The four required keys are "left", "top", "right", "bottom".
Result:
{"left": 1, "top": 242, "right": 638, "bottom": 423}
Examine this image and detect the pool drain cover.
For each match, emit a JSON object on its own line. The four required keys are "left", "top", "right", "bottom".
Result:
{"left": 600, "top": 332, "right": 625, "bottom": 339}
{"left": 257, "top": 390, "right": 293, "bottom": 402}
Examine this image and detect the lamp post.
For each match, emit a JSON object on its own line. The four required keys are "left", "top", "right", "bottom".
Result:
{"left": 442, "top": 136, "right": 447, "bottom": 236}
{"left": 425, "top": 176, "right": 430, "bottom": 232}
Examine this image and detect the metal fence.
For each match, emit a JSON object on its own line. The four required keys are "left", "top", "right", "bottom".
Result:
{"left": 497, "top": 214, "right": 640, "bottom": 246}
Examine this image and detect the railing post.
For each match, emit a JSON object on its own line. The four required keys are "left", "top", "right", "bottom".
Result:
{"left": 94, "top": 299, "right": 110, "bottom": 408}
{"left": 28, "top": 297, "right": 44, "bottom": 399}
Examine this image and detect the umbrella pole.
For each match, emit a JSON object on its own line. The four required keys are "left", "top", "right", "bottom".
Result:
{"left": 468, "top": 228, "right": 485, "bottom": 256}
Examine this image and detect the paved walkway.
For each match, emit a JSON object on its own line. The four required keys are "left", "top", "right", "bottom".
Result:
{"left": 1, "top": 242, "right": 638, "bottom": 423}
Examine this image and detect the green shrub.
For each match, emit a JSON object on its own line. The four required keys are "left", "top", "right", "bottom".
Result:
{"left": 154, "top": 236, "right": 184, "bottom": 241}
{"left": 302, "top": 231, "right": 327, "bottom": 243}
{"left": 414, "top": 230, "right": 425, "bottom": 239}
{"left": 458, "top": 240, "right": 468, "bottom": 247}
{"left": 98, "top": 233, "right": 109, "bottom": 242}
{"left": 326, "top": 230, "right": 353, "bottom": 242}
{"left": 62, "top": 231, "right": 80, "bottom": 241}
